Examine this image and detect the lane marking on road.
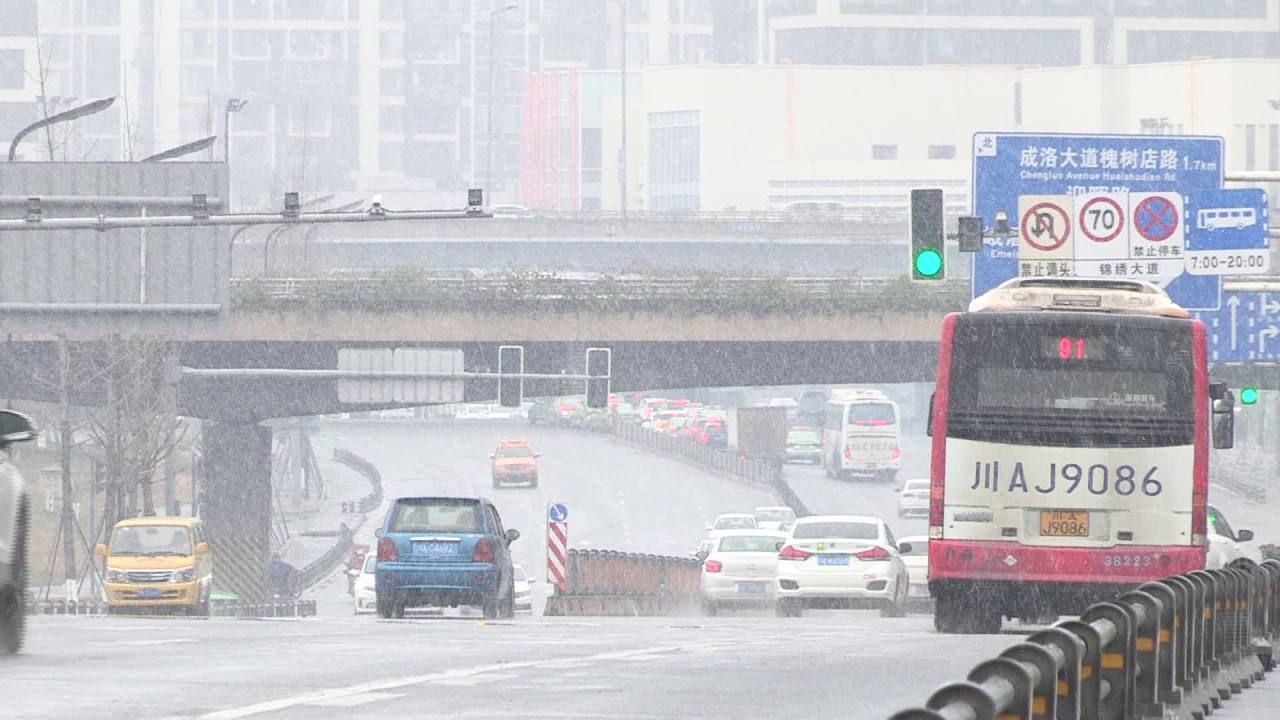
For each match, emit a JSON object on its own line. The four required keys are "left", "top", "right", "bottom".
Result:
{"left": 306, "top": 692, "right": 404, "bottom": 708}
{"left": 197, "top": 643, "right": 704, "bottom": 719}
{"left": 129, "top": 638, "right": 197, "bottom": 646}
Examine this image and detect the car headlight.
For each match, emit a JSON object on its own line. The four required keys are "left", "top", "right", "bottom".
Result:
{"left": 171, "top": 567, "right": 196, "bottom": 583}
{"left": 106, "top": 568, "right": 129, "bottom": 583}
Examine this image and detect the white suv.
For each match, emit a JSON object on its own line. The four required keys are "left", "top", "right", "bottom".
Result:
{"left": 0, "top": 411, "right": 39, "bottom": 654}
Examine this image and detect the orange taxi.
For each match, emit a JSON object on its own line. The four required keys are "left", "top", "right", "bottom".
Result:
{"left": 490, "top": 439, "right": 539, "bottom": 489}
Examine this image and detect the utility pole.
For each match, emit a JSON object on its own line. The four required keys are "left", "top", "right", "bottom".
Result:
{"left": 619, "top": 0, "right": 628, "bottom": 218}
{"left": 57, "top": 337, "right": 76, "bottom": 585}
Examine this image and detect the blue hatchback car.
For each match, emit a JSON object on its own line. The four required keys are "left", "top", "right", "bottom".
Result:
{"left": 374, "top": 496, "right": 520, "bottom": 619}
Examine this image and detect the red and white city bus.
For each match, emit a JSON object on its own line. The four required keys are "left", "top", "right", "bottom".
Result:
{"left": 927, "top": 277, "right": 1235, "bottom": 634}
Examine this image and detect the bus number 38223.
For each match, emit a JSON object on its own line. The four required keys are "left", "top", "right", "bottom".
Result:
{"left": 969, "top": 461, "right": 1163, "bottom": 497}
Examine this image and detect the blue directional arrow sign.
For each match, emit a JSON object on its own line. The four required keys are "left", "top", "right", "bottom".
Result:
{"left": 1193, "top": 292, "right": 1280, "bottom": 362}
{"left": 973, "top": 132, "right": 1225, "bottom": 310}
{"left": 549, "top": 503, "right": 568, "bottom": 522}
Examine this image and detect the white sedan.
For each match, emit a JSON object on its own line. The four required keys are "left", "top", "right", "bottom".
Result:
{"left": 896, "top": 535, "right": 931, "bottom": 606}
{"left": 896, "top": 479, "right": 930, "bottom": 519}
{"left": 513, "top": 564, "right": 533, "bottom": 614}
{"left": 706, "top": 513, "right": 757, "bottom": 533}
{"left": 698, "top": 530, "right": 787, "bottom": 615}
{"left": 352, "top": 555, "right": 377, "bottom": 614}
{"left": 774, "top": 515, "right": 909, "bottom": 618}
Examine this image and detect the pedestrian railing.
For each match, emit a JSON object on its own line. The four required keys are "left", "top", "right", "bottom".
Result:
{"left": 888, "top": 559, "right": 1280, "bottom": 720}
{"left": 543, "top": 549, "right": 702, "bottom": 617}
{"left": 24, "top": 599, "right": 317, "bottom": 618}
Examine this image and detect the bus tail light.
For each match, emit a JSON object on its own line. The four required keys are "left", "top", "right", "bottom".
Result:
{"left": 891, "top": 447, "right": 901, "bottom": 460}
{"left": 1191, "top": 492, "right": 1207, "bottom": 539}
{"left": 843, "top": 446, "right": 852, "bottom": 460}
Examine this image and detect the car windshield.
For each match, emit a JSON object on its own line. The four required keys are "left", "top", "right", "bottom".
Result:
{"left": 389, "top": 499, "right": 483, "bottom": 533}
{"left": 363, "top": 555, "right": 377, "bottom": 573}
{"left": 513, "top": 565, "right": 528, "bottom": 582}
{"left": 792, "top": 521, "right": 879, "bottom": 540}
{"left": 903, "top": 481, "right": 930, "bottom": 493}
{"left": 755, "top": 509, "right": 792, "bottom": 522}
{"left": 787, "top": 430, "right": 818, "bottom": 443}
{"left": 715, "top": 516, "right": 756, "bottom": 529}
{"left": 496, "top": 446, "right": 534, "bottom": 458}
{"left": 718, "top": 535, "right": 783, "bottom": 552}
{"left": 110, "top": 525, "right": 191, "bottom": 556}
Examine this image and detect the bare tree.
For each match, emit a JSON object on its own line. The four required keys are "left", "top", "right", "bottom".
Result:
{"left": 85, "top": 337, "right": 186, "bottom": 527}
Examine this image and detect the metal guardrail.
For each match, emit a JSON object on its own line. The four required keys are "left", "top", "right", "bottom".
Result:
{"left": 334, "top": 447, "right": 384, "bottom": 514}
{"left": 613, "top": 422, "right": 811, "bottom": 518}
{"left": 889, "top": 559, "right": 1280, "bottom": 720}
{"left": 543, "top": 549, "right": 702, "bottom": 617}
{"left": 24, "top": 599, "right": 318, "bottom": 618}
{"left": 291, "top": 447, "right": 385, "bottom": 592}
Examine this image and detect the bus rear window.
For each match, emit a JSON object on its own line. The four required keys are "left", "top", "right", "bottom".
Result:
{"left": 946, "top": 314, "right": 1195, "bottom": 446}
{"left": 849, "top": 403, "right": 895, "bottom": 426}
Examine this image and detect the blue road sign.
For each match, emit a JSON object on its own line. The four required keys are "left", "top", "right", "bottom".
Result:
{"left": 549, "top": 503, "right": 568, "bottom": 522}
{"left": 973, "top": 132, "right": 1224, "bottom": 310}
{"left": 1194, "top": 292, "right": 1280, "bottom": 363}
{"left": 1183, "top": 188, "right": 1270, "bottom": 277}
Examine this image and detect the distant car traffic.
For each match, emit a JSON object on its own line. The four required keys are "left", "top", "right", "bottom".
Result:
{"left": 784, "top": 428, "right": 822, "bottom": 464}
{"left": 491, "top": 439, "right": 539, "bottom": 488}
{"left": 513, "top": 563, "right": 533, "bottom": 614}
{"left": 896, "top": 536, "right": 931, "bottom": 607}
{"left": 753, "top": 506, "right": 797, "bottom": 532}
{"left": 896, "top": 479, "right": 930, "bottom": 518}
{"left": 775, "top": 515, "right": 909, "bottom": 618}
{"left": 375, "top": 496, "right": 520, "bottom": 619}
{"left": 698, "top": 530, "right": 787, "bottom": 615}
{"left": 708, "top": 513, "right": 757, "bottom": 533}
{"left": 352, "top": 554, "right": 377, "bottom": 614}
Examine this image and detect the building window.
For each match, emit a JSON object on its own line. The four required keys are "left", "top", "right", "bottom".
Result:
{"left": 181, "top": 0, "right": 216, "bottom": 21}
{"left": 179, "top": 63, "right": 213, "bottom": 96}
{"left": 86, "top": 35, "right": 121, "bottom": 93}
{"left": 928, "top": 144, "right": 956, "bottom": 160}
{"left": 0, "top": 49, "right": 25, "bottom": 90}
{"left": 872, "top": 144, "right": 898, "bottom": 160}
{"left": 379, "top": 105, "right": 403, "bottom": 135}
{"left": 233, "top": 31, "right": 271, "bottom": 60}
{"left": 769, "top": 0, "right": 817, "bottom": 16}
{"left": 287, "top": 31, "right": 336, "bottom": 61}
{"left": 380, "top": 31, "right": 404, "bottom": 60}
{"left": 287, "top": 104, "right": 332, "bottom": 137}
{"left": 86, "top": 0, "right": 121, "bottom": 25}
{"left": 182, "top": 30, "right": 215, "bottom": 59}
{"left": 649, "top": 110, "right": 700, "bottom": 211}
{"left": 234, "top": 0, "right": 271, "bottom": 19}
{"left": 380, "top": 0, "right": 404, "bottom": 21}
{"left": 380, "top": 67, "right": 404, "bottom": 94}
{"left": 379, "top": 141, "right": 404, "bottom": 172}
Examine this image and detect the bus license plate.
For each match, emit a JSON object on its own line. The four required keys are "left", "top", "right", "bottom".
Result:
{"left": 1040, "top": 511, "right": 1089, "bottom": 537}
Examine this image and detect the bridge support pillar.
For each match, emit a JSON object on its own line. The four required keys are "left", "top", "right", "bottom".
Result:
{"left": 200, "top": 421, "right": 272, "bottom": 601}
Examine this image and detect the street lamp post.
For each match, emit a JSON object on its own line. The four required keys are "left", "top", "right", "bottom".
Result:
{"left": 223, "top": 98, "right": 248, "bottom": 211}
{"left": 485, "top": 4, "right": 518, "bottom": 200}
{"left": 223, "top": 98, "right": 248, "bottom": 164}
{"left": 8, "top": 97, "right": 116, "bottom": 162}
{"left": 619, "top": 0, "right": 628, "bottom": 218}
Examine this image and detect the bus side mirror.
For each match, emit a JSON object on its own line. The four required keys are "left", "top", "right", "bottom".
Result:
{"left": 1209, "top": 381, "right": 1228, "bottom": 401}
{"left": 926, "top": 393, "right": 935, "bottom": 438}
{"left": 1212, "top": 391, "right": 1235, "bottom": 450}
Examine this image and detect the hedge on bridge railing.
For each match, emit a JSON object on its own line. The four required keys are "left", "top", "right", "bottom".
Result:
{"left": 888, "top": 559, "right": 1280, "bottom": 720}
{"left": 296, "top": 523, "right": 354, "bottom": 592}
{"left": 290, "top": 448, "right": 384, "bottom": 592}
{"left": 543, "top": 549, "right": 702, "bottom": 617}
{"left": 614, "top": 422, "right": 811, "bottom": 518}
{"left": 232, "top": 272, "right": 969, "bottom": 317}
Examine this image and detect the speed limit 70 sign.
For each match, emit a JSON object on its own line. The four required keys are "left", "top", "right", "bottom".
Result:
{"left": 1074, "top": 193, "right": 1129, "bottom": 263}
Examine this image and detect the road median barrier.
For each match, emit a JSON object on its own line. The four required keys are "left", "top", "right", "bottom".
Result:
{"left": 612, "top": 422, "right": 810, "bottom": 517}
{"left": 888, "top": 559, "right": 1280, "bottom": 720}
{"left": 543, "top": 549, "right": 702, "bottom": 617}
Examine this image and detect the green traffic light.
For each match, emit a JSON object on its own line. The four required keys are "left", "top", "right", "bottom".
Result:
{"left": 1240, "top": 387, "right": 1259, "bottom": 405}
{"left": 914, "top": 248, "right": 943, "bottom": 278}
